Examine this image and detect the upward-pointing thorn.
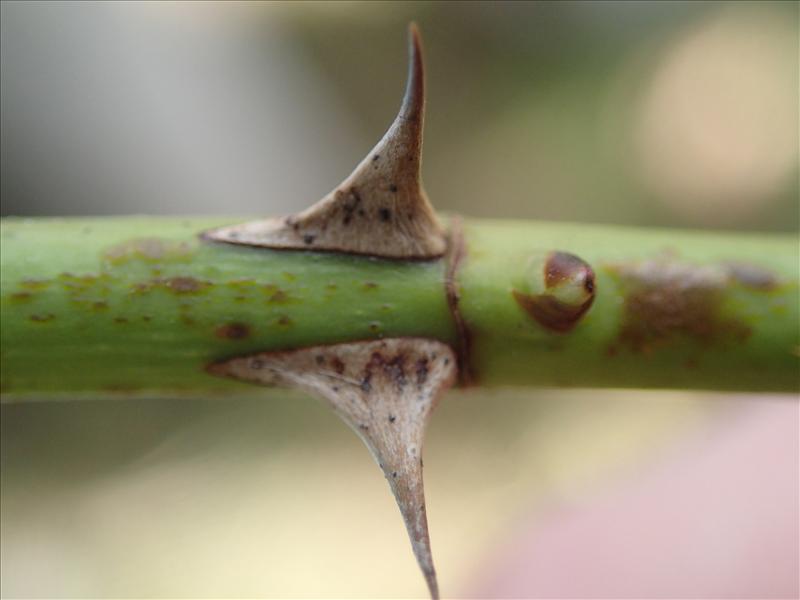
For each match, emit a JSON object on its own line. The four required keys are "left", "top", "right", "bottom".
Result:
{"left": 203, "top": 23, "right": 447, "bottom": 260}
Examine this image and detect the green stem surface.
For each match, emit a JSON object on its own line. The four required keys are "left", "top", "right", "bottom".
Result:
{"left": 1, "top": 217, "right": 797, "bottom": 399}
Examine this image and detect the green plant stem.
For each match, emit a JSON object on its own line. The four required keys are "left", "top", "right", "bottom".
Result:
{"left": 1, "top": 217, "right": 797, "bottom": 400}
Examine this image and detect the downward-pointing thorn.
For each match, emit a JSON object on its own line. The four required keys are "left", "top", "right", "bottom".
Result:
{"left": 206, "top": 338, "right": 457, "bottom": 599}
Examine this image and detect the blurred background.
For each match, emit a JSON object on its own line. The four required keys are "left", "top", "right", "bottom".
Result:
{"left": 1, "top": 1, "right": 798, "bottom": 598}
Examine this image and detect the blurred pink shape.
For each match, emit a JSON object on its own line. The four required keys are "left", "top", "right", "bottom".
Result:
{"left": 469, "top": 398, "right": 799, "bottom": 599}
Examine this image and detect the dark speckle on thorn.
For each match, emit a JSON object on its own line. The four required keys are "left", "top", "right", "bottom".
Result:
{"left": 331, "top": 357, "right": 345, "bottom": 374}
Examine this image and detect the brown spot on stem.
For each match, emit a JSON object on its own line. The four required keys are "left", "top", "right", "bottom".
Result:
{"left": 607, "top": 259, "right": 752, "bottom": 354}
{"left": 215, "top": 322, "right": 251, "bottom": 340}
{"left": 165, "top": 277, "right": 207, "bottom": 294}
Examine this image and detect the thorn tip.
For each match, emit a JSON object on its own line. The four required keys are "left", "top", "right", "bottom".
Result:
{"left": 207, "top": 338, "right": 456, "bottom": 598}
{"left": 401, "top": 23, "right": 425, "bottom": 123}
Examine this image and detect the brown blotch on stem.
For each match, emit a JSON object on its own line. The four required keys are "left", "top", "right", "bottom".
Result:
{"left": 164, "top": 277, "right": 207, "bottom": 294}
{"left": 513, "top": 251, "right": 596, "bottom": 334}
{"left": 201, "top": 24, "right": 446, "bottom": 260}
{"left": 215, "top": 322, "right": 251, "bottom": 340}
{"left": 206, "top": 338, "right": 457, "bottom": 599}
{"left": 607, "top": 259, "right": 752, "bottom": 354}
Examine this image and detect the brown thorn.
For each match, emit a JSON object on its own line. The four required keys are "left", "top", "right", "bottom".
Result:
{"left": 206, "top": 338, "right": 456, "bottom": 599}
{"left": 201, "top": 24, "right": 446, "bottom": 260}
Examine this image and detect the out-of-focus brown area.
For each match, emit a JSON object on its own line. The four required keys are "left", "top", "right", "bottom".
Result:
{"left": 1, "top": 2, "right": 797, "bottom": 598}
